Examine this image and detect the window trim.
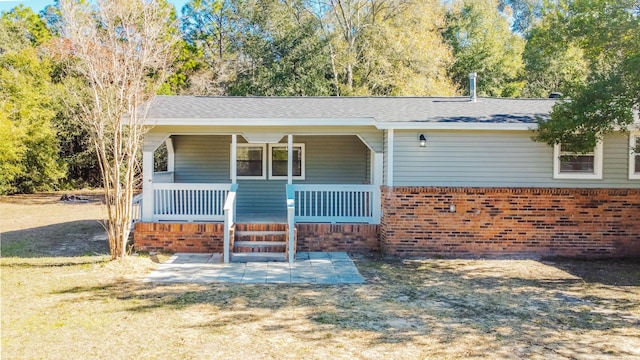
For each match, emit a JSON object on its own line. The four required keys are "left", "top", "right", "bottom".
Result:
{"left": 268, "top": 143, "right": 306, "bottom": 180}
{"left": 232, "top": 143, "right": 267, "bottom": 180}
{"left": 553, "top": 141, "right": 603, "bottom": 180}
{"left": 630, "top": 131, "right": 640, "bottom": 180}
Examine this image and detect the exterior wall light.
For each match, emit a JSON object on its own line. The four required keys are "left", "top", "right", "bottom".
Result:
{"left": 419, "top": 134, "right": 427, "bottom": 147}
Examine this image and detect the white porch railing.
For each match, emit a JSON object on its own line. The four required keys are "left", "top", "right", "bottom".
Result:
{"left": 152, "top": 183, "right": 232, "bottom": 222}
{"left": 223, "top": 184, "right": 238, "bottom": 263}
{"left": 289, "top": 184, "right": 381, "bottom": 224}
{"left": 131, "top": 193, "right": 143, "bottom": 227}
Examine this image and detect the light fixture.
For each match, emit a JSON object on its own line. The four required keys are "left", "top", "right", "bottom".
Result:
{"left": 419, "top": 134, "right": 427, "bottom": 147}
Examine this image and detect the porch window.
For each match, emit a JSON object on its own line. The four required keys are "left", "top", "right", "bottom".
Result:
{"left": 234, "top": 144, "right": 267, "bottom": 179}
{"left": 269, "top": 144, "right": 305, "bottom": 180}
{"left": 630, "top": 133, "right": 640, "bottom": 179}
{"left": 553, "top": 141, "right": 603, "bottom": 179}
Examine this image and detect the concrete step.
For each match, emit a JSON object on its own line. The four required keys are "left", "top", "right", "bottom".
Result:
{"left": 234, "top": 241, "right": 286, "bottom": 248}
{"left": 231, "top": 252, "right": 286, "bottom": 263}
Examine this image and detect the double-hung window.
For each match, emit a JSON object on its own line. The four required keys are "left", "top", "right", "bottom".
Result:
{"left": 553, "top": 141, "right": 603, "bottom": 179}
{"left": 630, "top": 132, "right": 640, "bottom": 179}
{"left": 269, "top": 144, "right": 305, "bottom": 180}
{"left": 234, "top": 144, "right": 267, "bottom": 179}
{"left": 232, "top": 143, "right": 305, "bottom": 180}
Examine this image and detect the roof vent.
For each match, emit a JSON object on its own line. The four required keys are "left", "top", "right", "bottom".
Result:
{"left": 549, "top": 92, "right": 563, "bottom": 99}
{"left": 469, "top": 73, "right": 477, "bottom": 102}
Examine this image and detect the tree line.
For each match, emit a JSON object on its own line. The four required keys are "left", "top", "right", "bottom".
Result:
{"left": 1, "top": 0, "right": 638, "bottom": 194}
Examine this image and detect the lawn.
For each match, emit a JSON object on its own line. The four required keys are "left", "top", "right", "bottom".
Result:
{"left": 1, "top": 193, "right": 639, "bottom": 359}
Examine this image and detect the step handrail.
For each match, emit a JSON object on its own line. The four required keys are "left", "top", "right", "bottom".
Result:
{"left": 286, "top": 184, "right": 295, "bottom": 264}
{"left": 223, "top": 184, "right": 239, "bottom": 263}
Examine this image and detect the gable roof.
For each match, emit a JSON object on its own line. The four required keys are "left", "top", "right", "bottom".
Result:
{"left": 144, "top": 96, "right": 556, "bottom": 130}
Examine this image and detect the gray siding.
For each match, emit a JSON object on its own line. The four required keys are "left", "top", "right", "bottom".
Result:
{"left": 172, "top": 134, "right": 370, "bottom": 215}
{"left": 393, "top": 130, "right": 640, "bottom": 188}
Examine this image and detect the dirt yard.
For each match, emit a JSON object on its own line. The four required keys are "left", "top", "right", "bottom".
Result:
{"left": 1, "top": 193, "right": 639, "bottom": 359}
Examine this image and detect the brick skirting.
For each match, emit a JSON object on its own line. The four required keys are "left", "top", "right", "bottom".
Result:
{"left": 296, "top": 223, "right": 380, "bottom": 252}
{"left": 134, "top": 222, "right": 379, "bottom": 254}
{"left": 134, "top": 222, "right": 225, "bottom": 253}
{"left": 380, "top": 186, "right": 640, "bottom": 258}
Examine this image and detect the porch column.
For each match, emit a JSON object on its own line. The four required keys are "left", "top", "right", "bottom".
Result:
{"left": 287, "top": 134, "right": 293, "bottom": 184}
{"left": 142, "top": 150, "right": 154, "bottom": 221}
{"left": 165, "top": 137, "right": 175, "bottom": 172}
{"left": 231, "top": 134, "right": 237, "bottom": 184}
{"left": 371, "top": 151, "right": 383, "bottom": 222}
{"left": 386, "top": 129, "right": 394, "bottom": 187}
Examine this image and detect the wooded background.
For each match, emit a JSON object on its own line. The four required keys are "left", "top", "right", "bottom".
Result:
{"left": 1, "top": 0, "right": 638, "bottom": 194}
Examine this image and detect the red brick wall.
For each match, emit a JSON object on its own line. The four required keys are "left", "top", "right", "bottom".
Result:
{"left": 380, "top": 187, "right": 640, "bottom": 258}
{"left": 290, "top": 224, "right": 380, "bottom": 253}
{"left": 134, "top": 222, "right": 225, "bottom": 253}
{"left": 134, "top": 222, "right": 380, "bottom": 254}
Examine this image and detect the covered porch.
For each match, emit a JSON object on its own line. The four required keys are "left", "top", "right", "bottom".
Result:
{"left": 135, "top": 130, "right": 384, "bottom": 263}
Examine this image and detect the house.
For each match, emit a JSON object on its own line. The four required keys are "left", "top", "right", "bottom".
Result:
{"left": 133, "top": 95, "right": 640, "bottom": 262}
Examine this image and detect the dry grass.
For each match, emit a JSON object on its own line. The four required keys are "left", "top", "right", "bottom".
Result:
{"left": 2, "top": 193, "right": 639, "bottom": 359}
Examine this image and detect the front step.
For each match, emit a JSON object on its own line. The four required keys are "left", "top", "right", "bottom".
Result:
{"left": 231, "top": 252, "right": 286, "bottom": 263}
{"left": 233, "top": 241, "right": 286, "bottom": 253}
{"left": 232, "top": 224, "right": 289, "bottom": 261}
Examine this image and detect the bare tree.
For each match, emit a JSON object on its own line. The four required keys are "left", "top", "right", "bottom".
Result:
{"left": 58, "top": 0, "right": 178, "bottom": 259}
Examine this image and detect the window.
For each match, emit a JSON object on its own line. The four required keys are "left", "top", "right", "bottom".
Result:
{"left": 630, "top": 132, "right": 640, "bottom": 179}
{"left": 553, "top": 141, "right": 603, "bottom": 179}
{"left": 232, "top": 143, "right": 305, "bottom": 180}
{"left": 234, "top": 144, "right": 266, "bottom": 179}
{"left": 269, "top": 144, "right": 305, "bottom": 180}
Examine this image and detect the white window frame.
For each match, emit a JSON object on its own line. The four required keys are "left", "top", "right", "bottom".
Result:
{"left": 630, "top": 131, "right": 640, "bottom": 179}
{"left": 231, "top": 143, "right": 267, "bottom": 180}
{"left": 268, "top": 143, "right": 306, "bottom": 180}
{"left": 553, "top": 141, "right": 603, "bottom": 180}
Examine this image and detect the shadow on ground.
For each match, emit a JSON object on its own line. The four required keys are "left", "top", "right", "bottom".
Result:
{"left": 48, "top": 258, "right": 640, "bottom": 358}
{"left": 1, "top": 220, "right": 109, "bottom": 257}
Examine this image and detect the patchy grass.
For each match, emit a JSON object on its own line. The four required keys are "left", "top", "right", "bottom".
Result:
{"left": 2, "top": 193, "right": 639, "bottom": 359}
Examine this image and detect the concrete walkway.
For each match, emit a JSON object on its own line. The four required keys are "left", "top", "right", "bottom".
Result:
{"left": 144, "top": 252, "right": 365, "bottom": 284}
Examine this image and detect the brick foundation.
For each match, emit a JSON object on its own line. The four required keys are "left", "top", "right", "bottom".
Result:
{"left": 296, "top": 224, "right": 380, "bottom": 253}
{"left": 380, "top": 186, "right": 640, "bottom": 258}
{"left": 134, "top": 222, "right": 225, "bottom": 253}
{"left": 134, "top": 222, "right": 379, "bottom": 254}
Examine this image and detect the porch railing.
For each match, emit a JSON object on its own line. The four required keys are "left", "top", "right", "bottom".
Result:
{"left": 152, "top": 183, "right": 232, "bottom": 222}
{"left": 223, "top": 184, "right": 238, "bottom": 263}
{"left": 289, "top": 184, "right": 380, "bottom": 224}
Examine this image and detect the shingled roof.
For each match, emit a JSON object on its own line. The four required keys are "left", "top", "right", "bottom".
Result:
{"left": 144, "top": 96, "right": 555, "bottom": 127}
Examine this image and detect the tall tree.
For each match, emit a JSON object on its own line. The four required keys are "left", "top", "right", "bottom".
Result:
{"left": 58, "top": 0, "right": 179, "bottom": 259}
{"left": 355, "top": 0, "right": 456, "bottom": 95}
{"left": 534, "top": 0, "right": 640, "bottom": 153}
{"left": 0, "top": 7, "right": 65, "bottom": 194}
{"left": 181, "top": 0, "right": 242, "bottom": 94}
{"left": 228, "top": 0, "right": 332, "bottom": 96}
{"left": 521, "top": 2, "right": 588, "bottom": 98}
{"left": 311, "top": 0, "right": 455, "bottom": 96}
{"left": 444, "top": 0, "right": 525, "bottom": 97}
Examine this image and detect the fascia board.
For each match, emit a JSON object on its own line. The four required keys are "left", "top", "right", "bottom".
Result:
{"left": 143, "top": 117, "right": 376, "bottom": 127}
{"left": 374, "top": 122, "right": 538, "bottom": 131}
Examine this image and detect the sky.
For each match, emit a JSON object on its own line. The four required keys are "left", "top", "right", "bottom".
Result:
{"left": 0, "top": 0, "right": 190, "bottom": 14}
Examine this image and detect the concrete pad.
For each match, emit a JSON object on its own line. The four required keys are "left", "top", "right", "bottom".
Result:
{"left": 144, "top": 252, "right": 365, "bottom": 285}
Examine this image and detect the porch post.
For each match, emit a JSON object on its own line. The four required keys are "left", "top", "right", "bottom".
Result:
{"left": 386, "top": 129, "right": 394, "bottom": 187}
{"left": 231, "top": 134, "right": 237, "bottom": 184}
{"left": 142, "top": 150, "right": 154, "bottom": 221}
{"left": 165, "top": 137, "right": 175, "bottom": 172}
{"left": 372, "top": 152, "right": 383, "bottom": 223}
{"left": 287, "top": 134, "right": 293, "bottom": 185}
